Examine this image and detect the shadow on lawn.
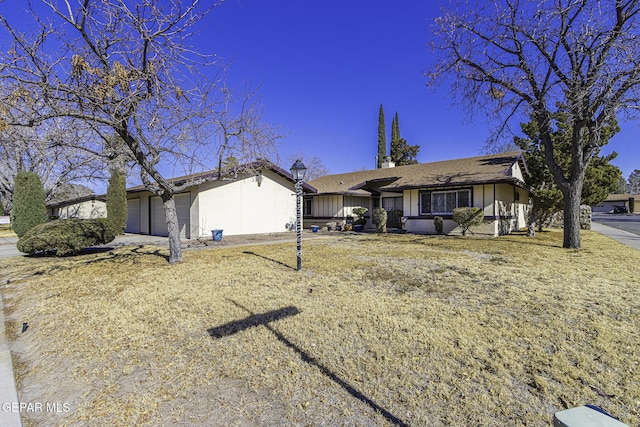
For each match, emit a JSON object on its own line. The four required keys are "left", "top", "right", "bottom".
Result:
{"left": 207, "top": 300, "right": 408, "bottom": 427}
{"left": 242, "top": 251, "right": 295, "bottom": 270}
{"left": 8, "top": 245, "right": 169, "bottom": 283}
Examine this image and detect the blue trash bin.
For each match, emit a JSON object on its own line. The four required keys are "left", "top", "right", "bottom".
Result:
{"left": 212, "top": 229, "right": 223, "bottom": 241}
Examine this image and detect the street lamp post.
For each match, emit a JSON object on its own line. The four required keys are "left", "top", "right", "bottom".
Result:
{"left": 290, "top": 159, "right": 307, "bottom": 271}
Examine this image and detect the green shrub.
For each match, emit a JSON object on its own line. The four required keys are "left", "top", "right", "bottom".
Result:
{"left": 106, "top": 169, "right": 127, "bottom": 235}
{"left": 372, "top": 207, "right": 387, "bottom": 233}
{"left": 11, "top": 171, "right": 48, "bottom": 237}
{"left": 433, "top": 216, "right": 444, "bottom": 235}
{"left": 352, "top": 206, "right": 368, "bottom": 226}
{"left": 17, "top": 218, "right": 116, "bottom": 256}
{"left": 452, "top": 207, "right": 484, "bottom": 236}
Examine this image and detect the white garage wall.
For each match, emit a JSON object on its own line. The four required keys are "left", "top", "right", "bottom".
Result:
{"left": 126, "top": 198, "right": 141, "bottom": 233}
{"left": 150, "top": 193, "right": 191, "bottom": 238}
{"left": 196, "top": 170, "right": 296, "bottom": 237}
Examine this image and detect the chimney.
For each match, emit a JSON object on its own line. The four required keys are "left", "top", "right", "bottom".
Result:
{"left": 381, "top": 156, "right": 395, "bottom": 168}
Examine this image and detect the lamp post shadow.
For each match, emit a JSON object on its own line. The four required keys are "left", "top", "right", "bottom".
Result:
{"left": 207, "top": 300, "right": 408, "bottom": 427}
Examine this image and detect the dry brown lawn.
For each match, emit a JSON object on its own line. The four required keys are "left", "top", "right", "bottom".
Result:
{"left": 0, "top": 224, "right": 17, "bottom": 238}
{"left": 1, "top": 230, "right": 639, "bottom": 426}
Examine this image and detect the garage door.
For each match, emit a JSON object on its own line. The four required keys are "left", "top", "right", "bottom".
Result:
{"left": 150, "top": 193, "right": 191, "bottom": 238}
{"left": 125, "top": 198, "right": 141, "bottom": 233}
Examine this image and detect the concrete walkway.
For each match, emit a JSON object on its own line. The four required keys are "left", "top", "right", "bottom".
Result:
{"left": 0, "top": 292, "right": 22, "bottom": 427}
{"left": 591, "top": 222, "right": 640, "bottom": 250}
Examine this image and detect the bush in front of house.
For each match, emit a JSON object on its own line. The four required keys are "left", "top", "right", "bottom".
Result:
{"left": 352, "top": 207, "right": 368, "bottom": 226}
{"left": 433, "top": 216, "right": 444, "bottom": 235}
{"left": 372, "top": 207, "right": 387, "bottom": 233}
{"left": 11, "top": 171, "right": 49, "bottom": 237}
{"left": 17, "top": 218, "right": 116, "bottom": 256}
{"left": 452, "top": 207, "right": 484, "bottom": 236}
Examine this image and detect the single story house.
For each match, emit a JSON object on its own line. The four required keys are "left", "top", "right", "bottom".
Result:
{"left": 125, "top": 161, "right": 316, "bottom": 239}
{"left": 593, "top": 194, "right": 637, "bottom": 214}
{"left": 47, "top": 194, "right": 107, "bottom": 219}
{"left": 305, "top": 152, "right": 530, "bottom": 236}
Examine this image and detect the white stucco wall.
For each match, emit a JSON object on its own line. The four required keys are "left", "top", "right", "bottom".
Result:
{"left": 56, "top": 200, "right": 107, "bottom": 219}
{"left": 195, "top": 170, "right": 297, "bottom": 237}
{"left": 509, "top": 160, "right": 526, "bottom": 182}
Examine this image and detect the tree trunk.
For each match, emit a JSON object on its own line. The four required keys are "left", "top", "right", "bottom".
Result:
{"left": 162, "top": 192, "right": 183, "bottom": 264}
{"left": 561, "top": 182, "right": 583, "bottom": 249}
{"left": 527, "top": 205, "right": 537, "bottom": 237}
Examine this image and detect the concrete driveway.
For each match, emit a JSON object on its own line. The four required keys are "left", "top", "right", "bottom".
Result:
{"left": 0, "top": 237, "right": 20, "bottom": 259}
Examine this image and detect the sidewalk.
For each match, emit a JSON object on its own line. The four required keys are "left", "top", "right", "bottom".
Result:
{"left": 591, "top": 222, "right": 640, "bottom": 250}
{"left": 0, "top": 292, "right": 22, "bottom": 427}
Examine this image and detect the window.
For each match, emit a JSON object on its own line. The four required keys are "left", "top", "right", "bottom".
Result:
{"left": 303, "top": 197, "right": 313, "bottom": 216}
{"left": 382, "top": 197, "right": 403, "bottom": 212}
{"left": 419, "top": 189, "right": 472, "bottom": 215}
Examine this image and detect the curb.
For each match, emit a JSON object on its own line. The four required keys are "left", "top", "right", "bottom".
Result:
{"left": 0, "top": 290, "right": 22, "bottom": 426}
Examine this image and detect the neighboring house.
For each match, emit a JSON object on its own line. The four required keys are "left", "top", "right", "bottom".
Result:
{"left": 125, "top": 161, "right": 316, "bottom": 239}
{"left": 47, "top": 194, "right": 107, "bottom": 219}
{"left": 306, "top": 152, "right": 530, "bottom": 236}
{"left": 593, "top": 194, "right": 638, "bottom": 213}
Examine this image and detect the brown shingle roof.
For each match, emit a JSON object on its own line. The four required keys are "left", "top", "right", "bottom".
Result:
{"left": 308, "top": 152, "right": 527, "bottom": 195}
{"left": 126, "top": 160, "right": 317, "bottom": 194}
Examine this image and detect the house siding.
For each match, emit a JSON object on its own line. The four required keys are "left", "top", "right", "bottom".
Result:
{"left": 401, "top": 183, "right": 528, "bottom": 236}
{"left": 195, "top": 170, "right": 296, "bottom": 237}
{"left": 125, "top": 169, "right": 298, "bottom": 238}
{"left": 127, "top": 193, "right": 152, "bottom": 235}
{"left": 50, "top": 200, "right": 106, "bottom": 219}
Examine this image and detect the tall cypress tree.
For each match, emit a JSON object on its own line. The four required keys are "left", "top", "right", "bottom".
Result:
{"left": 11, "top": 171, "right": 48, "bottom": 237}
{"left": 390, "top": 112, "right": 399, "bottom": 161}
{"left": 390, "top": 112, "right": 420, "bottom": 166}
{"left": 106, "top": 169, "right": 128, "bottom": 235}
{"left": 377, "top": 104, "right": 386, "bottom": 168}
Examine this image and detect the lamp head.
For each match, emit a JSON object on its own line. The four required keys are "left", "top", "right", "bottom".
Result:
{"left": 290, "top": 159, "right": 307, "bottom": 182}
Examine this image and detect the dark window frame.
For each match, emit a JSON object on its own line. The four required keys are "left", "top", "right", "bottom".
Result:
{"left": 303, "top": 197, "right": 313, "bottom": 217}
{"left": 419, "top": 188, "right": 473, "bottom": 215}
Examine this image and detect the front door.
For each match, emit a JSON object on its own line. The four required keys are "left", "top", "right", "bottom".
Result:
{"left": 382, "top": 197, "right": 403, "bottom": 228}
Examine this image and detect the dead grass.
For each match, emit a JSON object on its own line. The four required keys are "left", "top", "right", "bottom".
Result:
{"left": 1, "top": 230, "right": 639, "bottom": 426}
{"left": 0, "top": 224, "right": 17, "bottom": 238}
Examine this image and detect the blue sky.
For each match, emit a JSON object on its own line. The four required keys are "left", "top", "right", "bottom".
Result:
{"left": 202, "top": 0, "right": 638, "bottom": 178}
{"left": 203, "top": 0, "right": 485, "bottom": 173}
{"left": 2, "top": 0, "right": 638, "bottom": 181}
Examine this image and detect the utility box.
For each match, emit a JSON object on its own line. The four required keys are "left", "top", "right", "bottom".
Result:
{"left": 553, "top": 406, "right": 629, "bottom": 427}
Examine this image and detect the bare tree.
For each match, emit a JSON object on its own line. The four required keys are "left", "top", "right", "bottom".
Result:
{"left": 429, "top": 0, "right": 640, "bottom": 248}
{"left": 0, "top": 110, "right": 104, "bottom": 211}
{"left": 287, "top": 153, "right": 329, "bottom": 182}
{"left": 213, "top": 84, "right": 282, "bottom": 179}
{"left": 0, "top": 1, "right": 279, "bottom": 263}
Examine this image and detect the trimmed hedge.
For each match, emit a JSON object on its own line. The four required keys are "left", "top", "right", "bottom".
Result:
{"left": 352, "top": 207, "right": 368, "bottom": 226}
{"left": 17, "top": 218, "right": 116, "bottom": 256}
{"left": 433, "top": 216, "right": 444, "bottom": 235}
{"left": 452, "top": 207, "right": 484, "bottom": 236}
{"left": 372, "top": 207, "right": 387, "bottom": 233}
